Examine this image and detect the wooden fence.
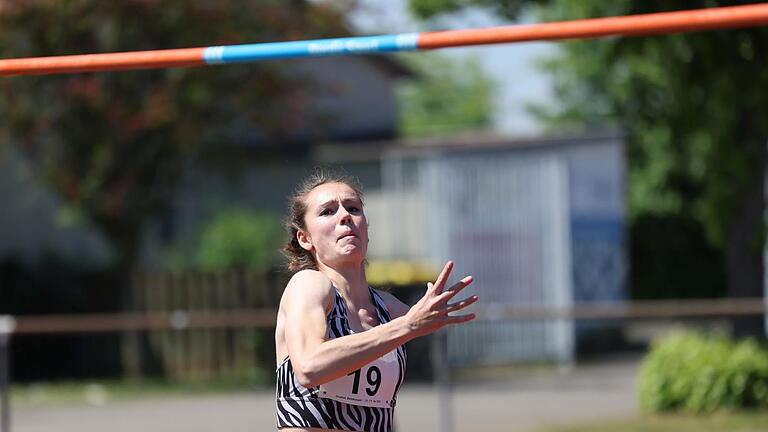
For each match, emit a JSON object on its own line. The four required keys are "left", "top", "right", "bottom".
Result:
{"left": 127, "top": 268, "right": 288, "bottom": 381}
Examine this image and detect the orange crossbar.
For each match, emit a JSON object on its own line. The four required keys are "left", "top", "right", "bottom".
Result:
{"left": 419, "top": 3, "right": 768, "bottom": 48}
{"left": 0, "top": 47, "right": 206, "bottom": 76}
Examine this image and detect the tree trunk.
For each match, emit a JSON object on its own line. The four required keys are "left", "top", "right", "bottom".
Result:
{"left": 102, "top": 223, "right": 145, "bottom": 379}
{"left": 120, "top": 266, "right": 142, "bottom": 379}
{"left": 724, "top": 137, "right": 766, "bottom": 338}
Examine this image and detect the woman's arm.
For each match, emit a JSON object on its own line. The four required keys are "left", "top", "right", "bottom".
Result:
{"left": 284, "top": 262, "right": 476, "bottom": 388}
{"left": 283, "top": 270, "right": 411, "bottom": 388}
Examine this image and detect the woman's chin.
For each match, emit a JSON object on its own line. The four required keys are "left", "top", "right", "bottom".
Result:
{"left": 330, "top": 248, "right": 366, "bottom": 265}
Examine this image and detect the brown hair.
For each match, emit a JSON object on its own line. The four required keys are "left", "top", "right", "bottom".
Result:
{"left": 283, "top": 168, "right": 364, "bottom": 272}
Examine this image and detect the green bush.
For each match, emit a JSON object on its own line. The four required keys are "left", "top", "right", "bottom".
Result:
{"left": 638, "top": 330, "right": 768, "bottom": 413}
{"left": 195, "top": 210, "right": 283, "bottom": 272}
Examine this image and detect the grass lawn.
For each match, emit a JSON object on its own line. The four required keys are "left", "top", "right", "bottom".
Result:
{"left": 544, "top": 411, "right": 768, "bottom": 432}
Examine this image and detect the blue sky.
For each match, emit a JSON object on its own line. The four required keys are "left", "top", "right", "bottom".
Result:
{"left": 349, "top": 0, "right": 557, "bottom": 136}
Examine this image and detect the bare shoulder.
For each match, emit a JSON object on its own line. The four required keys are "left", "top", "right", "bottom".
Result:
{"left": 373, "top": 288, "right": 411, "bottom": 319}
{"left": 281, "top": 270, "right": 335, "bottom": 313}
{"left": 280, "top": 270, "right": 334, "bottom": 307}
{"left": 277, "top": 270, "right": 335, "bottom": 366}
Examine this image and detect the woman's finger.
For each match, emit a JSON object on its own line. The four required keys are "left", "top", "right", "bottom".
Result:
{"left": 431, "top": 261, "right": 454, "bottom": 294}
{"left": 445, "top": 295, "right": 479, "bottom": 313}
{"left": 437, "top": 275, "right": 473, "bottom": 302}
{"left": 444, "top": 313, "right": 476, "bottom": 324}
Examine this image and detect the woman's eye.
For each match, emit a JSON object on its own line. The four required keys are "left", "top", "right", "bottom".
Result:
{"left": 320, "top": 208, "right": 333, "bottom": 216}
{"left": 348, "top": 206, "right": 361, "bottom": 213}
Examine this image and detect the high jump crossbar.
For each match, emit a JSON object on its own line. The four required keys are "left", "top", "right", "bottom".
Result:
{"left": 1, "top": 3, "right": 767, "bottom": 77}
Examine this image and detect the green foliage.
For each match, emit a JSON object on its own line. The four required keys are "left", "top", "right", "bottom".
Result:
{"left": 195, "top": 210, "right": 283, "bottom": 272}
{"left": 0, "top": 0, "right": 346, "bottom": 266}
{"left": 638, "top": 331, "right": 768, "bottom": 413}
{"left": 408, "top": 0, "right": 528, "bottom": 20}
{"left": 397, "top": 52, "right": 495, "bottom": 136}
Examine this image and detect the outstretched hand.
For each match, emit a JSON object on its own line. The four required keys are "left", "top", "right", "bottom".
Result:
{"left": 404, "top": 261, "right": 478, "bottom": 338}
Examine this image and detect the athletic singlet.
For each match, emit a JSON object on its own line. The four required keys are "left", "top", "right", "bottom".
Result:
{"left": 276, "top": 288, "right": 407, "bottom": 432}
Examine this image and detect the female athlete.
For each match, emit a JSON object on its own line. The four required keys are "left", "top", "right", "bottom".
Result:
{"left": 275, "top": 170, "right": 477, "bottom": 431}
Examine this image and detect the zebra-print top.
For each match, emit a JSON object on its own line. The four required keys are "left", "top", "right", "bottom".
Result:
{"left": 276, "top": 288, "right": 407, "bottom": 432}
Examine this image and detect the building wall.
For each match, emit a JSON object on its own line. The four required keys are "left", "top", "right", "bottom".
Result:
{"left": 379, "top": 134, "right": 626, "bottom": 365}
{"left": 292, "top": 56, "right": 401, "bottom": 140}
{"left": 567, "top": 141, "right": 627, "bottom": 304}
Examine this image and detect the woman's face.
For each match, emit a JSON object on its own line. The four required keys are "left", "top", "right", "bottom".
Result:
{"left": 298, "top": 182, "right": 369, "bottom": 267}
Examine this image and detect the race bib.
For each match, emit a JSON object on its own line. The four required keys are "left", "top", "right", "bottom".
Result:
{"left": 319, "top": 349, "right": 399, "bottom": 408}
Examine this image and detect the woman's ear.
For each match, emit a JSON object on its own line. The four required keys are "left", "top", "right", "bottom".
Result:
{"left": 296, "top": 229, "right": 313, "bottom": 252}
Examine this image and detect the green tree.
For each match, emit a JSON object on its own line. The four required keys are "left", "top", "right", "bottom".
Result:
{"left": 409, "top": 1, "right": 768, "bottom": 332}
{"left": 397, "top": 52, "right": 495, "bottom": 136}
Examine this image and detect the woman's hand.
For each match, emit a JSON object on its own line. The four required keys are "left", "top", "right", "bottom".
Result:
{"left": 404, "top": 261, "right": 478, "bottom": 338}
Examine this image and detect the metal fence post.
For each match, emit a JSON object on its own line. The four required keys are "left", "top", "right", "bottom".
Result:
{"left": 431, "top": 330, "right": 453, "bottom": 432}
{"left": 0, "top": 316, "right": 16, "bottom": 432}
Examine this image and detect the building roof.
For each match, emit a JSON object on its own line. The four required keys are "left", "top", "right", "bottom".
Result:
{"left": 313, "top": 128, "right": 624, "bottom": 163}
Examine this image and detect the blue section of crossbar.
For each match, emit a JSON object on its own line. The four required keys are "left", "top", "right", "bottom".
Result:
{"left": 203, "top": 33, "right": 420, "bottom": 64}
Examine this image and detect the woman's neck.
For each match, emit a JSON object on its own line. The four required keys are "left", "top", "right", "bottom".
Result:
{"left": 317, "top": 261, "right": 369, "bottom": 306}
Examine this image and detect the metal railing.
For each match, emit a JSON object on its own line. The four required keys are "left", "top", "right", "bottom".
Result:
{"left": 4, "top": 298, "right": 765, "bottom": 335}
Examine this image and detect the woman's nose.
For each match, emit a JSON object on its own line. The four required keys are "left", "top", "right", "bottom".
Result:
{"left": 338, "top": 207, "right": 352, "bottom": 224}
